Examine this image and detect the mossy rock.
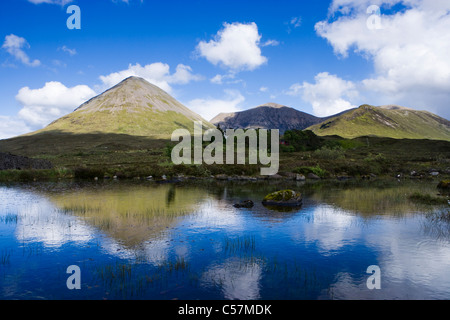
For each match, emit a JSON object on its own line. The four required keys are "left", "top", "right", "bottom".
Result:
{"left": 262, "top": 190, "right": 302, "bottom": 207}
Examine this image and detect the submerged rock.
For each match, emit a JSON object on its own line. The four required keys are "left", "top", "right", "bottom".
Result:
{"left": 262, "top": 190, "right": 302, "bottom": 207}
{"left": 233, "top": 200, "right": 254, "bottom": 209}
{"left": 307, "top": 173, "right": 320, "bottom": 180}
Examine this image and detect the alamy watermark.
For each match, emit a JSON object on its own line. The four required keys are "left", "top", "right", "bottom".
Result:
{"left": 66, "top": 265, "right": 81, "bottom": 290}
{"left": 67, "top": 5, "right": 81, "bottom": 30}
{"left": 366, "top": 265, "right": 381, "bottom": 290}
{"left": 367, "top": 5, "right": 383, "bottom": 30}
{"left": 170, "top": 122, "right": 280, "bottom": 176}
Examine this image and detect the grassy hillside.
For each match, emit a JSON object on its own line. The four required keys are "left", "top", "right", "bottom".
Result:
{"left": 308, "top": 105, "right": 450, "bottom": 141}
{"left": 24, "top": 76, "right": 214, "bottom": 139}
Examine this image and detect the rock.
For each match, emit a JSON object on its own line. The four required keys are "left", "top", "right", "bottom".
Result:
{"left": 262, "top": 190, "right": 302, "bottom": 207}
{"left": 268, "top": 174, "right": 283, "bottom": 180}
{"left": 307, "top": 173, "right": 320, "bottom": 180}
{"left": 295, "top": 174, "right": 306, "bottom": 181}
{"left": 0, "top": 152, "right": 53, "bottom": 170}
{"left": 215, "top": 174, "right": 229, "bottom": 181}
{"left": 233, "top": 200, "right": 254, "bottom": 209}
{"left": 437, "top": 180, "right": 450, "bottom": 189}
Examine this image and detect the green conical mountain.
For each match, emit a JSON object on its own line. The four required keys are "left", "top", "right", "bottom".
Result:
{"left": 31, "top": 76, "right": 213, "bottom": 136}
{"left": 0, "top": 77, "right": 214, "bottom": 156}
{"left": 307, "top": 105, "right": 450, "bottom": 141}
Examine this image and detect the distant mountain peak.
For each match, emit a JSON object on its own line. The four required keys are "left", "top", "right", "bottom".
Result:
{"left": 210, "top": 102, "right": 340, "bottom": 134}
{"left": 29, "top": 77, "right": 213, "bottom": 138}
{"left": 256, "top": 102, "right": 287, "bottom": 109}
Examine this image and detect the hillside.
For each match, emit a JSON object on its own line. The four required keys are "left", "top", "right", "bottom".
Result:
{"left": 0, "top": 77, "right": 214, "bottom": 156}
{"left": 211, "top": 103, "right": 339, "bottom": 134}
{"left": 308, "top": 105, "right": 450, "bottom": 141}
{"left": 31, "top": 76, "right": 213, "bottom": 137}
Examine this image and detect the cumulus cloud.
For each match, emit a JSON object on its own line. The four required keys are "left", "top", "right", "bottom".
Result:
{"left": 15, "top": 82, "right": 96, "bottom": 128}
{"left": 316, "top": 0, "right": 450, "bottom": 118}
{"left": 186, "top": 89, "right": 245, "bottom": 121}
{"left": 99, "top": 62, "right": 202, "bottom": 93}
{"left": 2, "top": 34, "right": 41, "bottom": 67}
{"left": 287, "top": 72, "right": 358, "bottom": 117}
{"left": 196, "top": 22, "right": 268, "bottom": 71}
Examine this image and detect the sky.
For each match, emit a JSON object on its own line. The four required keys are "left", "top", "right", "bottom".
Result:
{"left": 1, "top": 0, "right": 450, "bottom": 139}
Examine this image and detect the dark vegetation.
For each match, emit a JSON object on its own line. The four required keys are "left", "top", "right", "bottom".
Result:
{"left": 0, "top": 129, "right": 449, "bottom": 182}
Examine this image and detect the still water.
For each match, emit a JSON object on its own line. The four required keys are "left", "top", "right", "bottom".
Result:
{"left": 0, "top": 179, "right": 449, "bottom": 300}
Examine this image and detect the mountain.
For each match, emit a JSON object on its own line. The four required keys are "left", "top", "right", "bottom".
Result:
{"left": 307, "top": 104, "right": 450, "bottom": 141}
{"left": 29, "top": 76, "right": 213, "bottom": 137}
{"left": 211, "top": 102, "right": 345, "bottom": 134}
{"left": 0, "top": 77, "right": 214, "bottom": 156}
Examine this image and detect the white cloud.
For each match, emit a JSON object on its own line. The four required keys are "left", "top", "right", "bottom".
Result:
{"left": 59, "top": 45, "right": 77, "bottom": 56}
{"left": 287, "top": 72, "right": 358, "bottom": 117}
{"left": 262, "top": 39, "right": 280, "bottom": 47}
{"left": 27, "top": 0, "right": 73, "bottom": 5}
{"left": 2, "top": 34, "right": 41, "bottom": 67}
{"left": 210, "top": 72, "right": 245, "bottom": 86}
{"left": 316, "top": 0, "right": 450, "bottom": 118}
{"left": 285, "top": 16, "right": 302, "bottom": 33}
{"left": 28, "top": 0, "right": 135, "bottom": 4}
{"left": 186, "top": 89, "right": 245, "bottom": 121}
{"left": 16, "top": 82, "right": 96, "bottom": 128}
{"left": 196, "top": 22, "right": 268, "bottom": 71}
{"left": 99, "top": 62, "right": 202, "bottom": 93}
{"left": 0, "top": 116, "right": 31, "bottom": 140}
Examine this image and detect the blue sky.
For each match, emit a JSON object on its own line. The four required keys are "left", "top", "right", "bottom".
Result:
{"left": 1, "top": 0, "right": 450, "bottom": 139}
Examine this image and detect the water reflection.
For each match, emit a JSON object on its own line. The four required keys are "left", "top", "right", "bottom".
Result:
{"left": 201, "top": 258, "right": 262, "bottom": 300}
{"left": 0, "top": 179, "right": 449, "bottom": 300}
{"left": 44, "top": 182, "right": 206, "bottom": 248}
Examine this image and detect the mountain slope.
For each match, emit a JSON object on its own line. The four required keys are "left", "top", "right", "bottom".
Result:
{"left": 211, "top": 102, "right": 343, "bottom": 134}
{"left": 0, "top": 77, "right": 214, "bottom": 156}
{"left": 28, "top": 76, "right": 213, "bottom": 137}
{"left": 307, "top": 105, "right": 450, "bottom": 141}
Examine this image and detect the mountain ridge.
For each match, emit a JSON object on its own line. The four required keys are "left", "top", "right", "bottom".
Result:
{"left": 211, "top": 102, "right": 349, "bottom": 134}
{"left": 307, "top": 104, "right": 450, "bottom": 141}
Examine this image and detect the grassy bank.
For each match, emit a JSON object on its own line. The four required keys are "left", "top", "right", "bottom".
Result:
{"left": 0, "top": 134, "right": 449, "bottom": 182}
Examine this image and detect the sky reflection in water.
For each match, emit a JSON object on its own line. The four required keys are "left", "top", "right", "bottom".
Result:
{"left": 0, "top": 180, "right": 449, "bottom": 300}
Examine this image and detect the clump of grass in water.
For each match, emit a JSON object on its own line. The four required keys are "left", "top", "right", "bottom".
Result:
{"left": 0, "top": 213, "right": 19, "bottom": 224}
{"left": 95, "top": 257, "right": 191, "bottom": 299}
{"left": 158, "top": 257, "right": 190, "bottom": 273}
{"left": 409, "top": 192, "right": 448, "bottom": 206}
{"left": 427, "top": 210, "right": 450, "bottom": 223}
{"left": 1, "top": 249, "right": 12, "bottom": 265}
{"left": 223, "top": 235, "right": 256, "bottom": 255}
